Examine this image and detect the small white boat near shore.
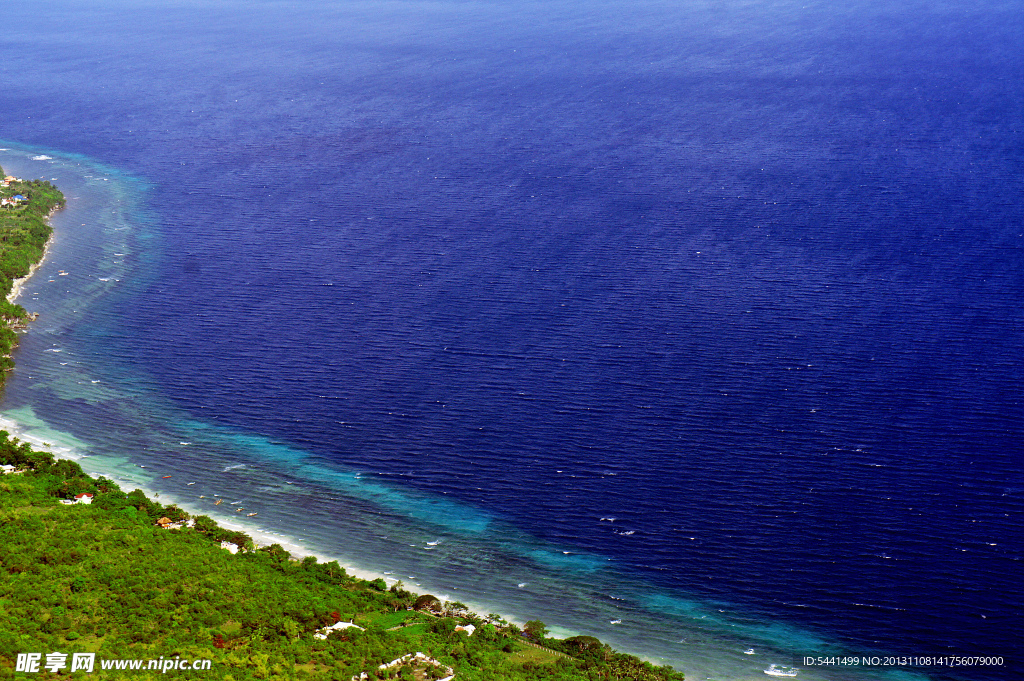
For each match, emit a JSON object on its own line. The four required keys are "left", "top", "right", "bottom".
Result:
{"left": 764, "top": 664, "right": 799, "bottom": 677}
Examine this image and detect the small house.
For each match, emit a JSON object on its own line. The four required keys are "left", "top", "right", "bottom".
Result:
{"left": 313, "top": 621, "right": 364, "bottom": 640}
{"left": 74, "top": 493, "right": 94, "bottom": 504}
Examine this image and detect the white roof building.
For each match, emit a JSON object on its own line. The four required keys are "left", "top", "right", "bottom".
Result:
{"left": 314, "top": 621, "right": 364, "bottom": 640}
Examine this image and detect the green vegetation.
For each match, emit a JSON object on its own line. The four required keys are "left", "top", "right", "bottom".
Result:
{"left": 0, "top": 436, "right": 684, "bottom": 680}
{"left": 0, "top": 164, "right": 65, "bottom": 377}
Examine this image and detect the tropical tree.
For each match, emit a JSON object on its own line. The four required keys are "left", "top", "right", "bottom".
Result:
{"left": 524, "top": 620, "right": 549, "bottom": 641}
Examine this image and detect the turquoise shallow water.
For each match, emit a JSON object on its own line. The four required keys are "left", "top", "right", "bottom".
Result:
{"left": 2, "top": 2, "right": 1021, "bottom": 676}
{"left": 0, "top": 143, "right": 936, "bottom": 681}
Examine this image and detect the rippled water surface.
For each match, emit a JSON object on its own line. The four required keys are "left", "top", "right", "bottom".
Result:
{"left": 1, "top": 0, "right": 1022, "bottom": 679}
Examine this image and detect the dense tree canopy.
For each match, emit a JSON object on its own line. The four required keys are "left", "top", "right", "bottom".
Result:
{"left": 0, "top": 434, "right": 685, "bottom": 680}
{"left": 0, "top": 164, "right": 65, "bottom": 382}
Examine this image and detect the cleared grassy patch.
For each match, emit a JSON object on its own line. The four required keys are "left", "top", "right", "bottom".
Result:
{"left": 506, "top": 643, "right": 568, "bottom": 665}
{"left": 360, "top": 609, "right": 428, "bottom": 630}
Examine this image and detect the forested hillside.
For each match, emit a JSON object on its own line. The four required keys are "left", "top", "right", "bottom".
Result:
{"left": 0, "top": 164, "right": 64, "bottom": 376}
{"left": 0, "top": 434, "right": 684, "bottom": 680}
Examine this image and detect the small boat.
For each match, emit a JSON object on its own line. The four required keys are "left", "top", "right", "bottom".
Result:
{"left": 764, "top": 665, "right": 799, "bottom": 677}
{"left": 215, "top": 499, "right": 222, "bottom": 505}
{"left": 745, "top": 649, "right": 755, "bottom": 655}
{"left": 186, "top": 482, "right": 195, "bottom": 486}
{"left": 247, "top": 512, "right": 257, "bottom": 517}
{"left": 162, "top": 475, "right": 172, "bottom": 479}
{"left": 609, "top": 619, "right": 622, "bottom": 624}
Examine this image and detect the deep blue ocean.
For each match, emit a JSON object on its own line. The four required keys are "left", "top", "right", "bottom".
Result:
{"left": 1, "top": 0, "right": 1021, "bottom": 679}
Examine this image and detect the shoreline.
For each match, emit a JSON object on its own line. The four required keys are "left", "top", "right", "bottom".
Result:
{"left": 0, "top": 409, "right": 523, "bottom": 630}
{"left": 1, "top": 455, "right": 694, "bottom": 681}
{"left": 6, "top": 230, "right": 55, "bottom": 304}
{"left": 2, "top": 412, "right": 937, "bottom": 681}
{"left": 0, "top": 399, "right": 942, "bottom": 679}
